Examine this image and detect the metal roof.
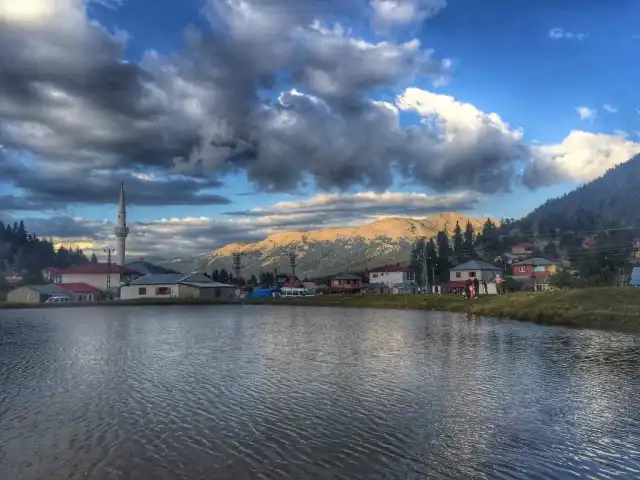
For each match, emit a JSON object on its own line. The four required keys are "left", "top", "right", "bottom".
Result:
{"left": 182, "top": 282, "right": 234, "bottom": 288}
{"left": 130, "top": 274, "right": 185, "bottom": 285}
{"left": 368, "top": 265, "right": 413, "bottom": 273}
{"left": 332, "top": 274, "right": 363, "bottom": 280}
{"left": 27, "top": 284, "right": 69, "bottom": 295}
{"left": 450, "top": 260, "right": 502, "bottom": 271}
{"left": 130, "top": 272, "right": 224, "bottom": 286}
{"left": 513, "top": 257, "right": 556, "bottom": 266}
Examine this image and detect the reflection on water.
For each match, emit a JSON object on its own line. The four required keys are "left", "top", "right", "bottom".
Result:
{"left": 1, "top": 305, "right": 639, "bottom": 479}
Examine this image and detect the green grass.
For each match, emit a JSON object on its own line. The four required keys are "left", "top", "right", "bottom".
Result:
{"left": 2, "top": 289, "right": 639, "bottom": 333}
{"left": 245, "top": 289, "right": 640, "bottom": 332}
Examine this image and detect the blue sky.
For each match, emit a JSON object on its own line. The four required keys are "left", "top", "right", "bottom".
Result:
{"left": 1, "top": 0, "right": 639, "bottom": 257}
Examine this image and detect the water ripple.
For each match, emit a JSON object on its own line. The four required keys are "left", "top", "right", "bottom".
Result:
{"left": 1, "top": 305, "right": 639, "bottom": 479}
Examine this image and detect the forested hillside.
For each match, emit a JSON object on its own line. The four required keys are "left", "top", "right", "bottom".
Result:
{"left": 0, "top": 220, "right": 89, "bottom": 285}
{"left": 518, "top": 154, "right": 640, "bottom": 235}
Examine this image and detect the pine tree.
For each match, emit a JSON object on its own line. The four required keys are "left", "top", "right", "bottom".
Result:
{"left": 90, "top": 253, "right": 98, "bottom": 263}
{"left": 436, "top": 230, "right": 452, "bottom": 279}
{"left": 452, "top": 221, "right": 464, "bottom": 263}
{"left": 463, "top": 220, "right": 475, "bottom": 260}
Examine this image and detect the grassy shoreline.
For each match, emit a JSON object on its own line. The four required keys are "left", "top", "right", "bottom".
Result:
{"left": 1, "top": 289, "right": 639, "bottom": 333}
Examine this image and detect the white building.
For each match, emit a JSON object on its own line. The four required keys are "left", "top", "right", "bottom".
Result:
{"left": 449, "top": 260, "right": 503, "bottom": 282}
{"left": 120, "top": 273, "right": 235, "bottom": 300}
{"left": 56, "top": 263, "right": 140, "bottom": 293}
{"left": 367, "top": 265, "right": 416, "bottom": 288}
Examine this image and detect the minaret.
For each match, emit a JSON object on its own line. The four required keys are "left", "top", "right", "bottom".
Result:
{"left": 113, "top": 182, "right": 129, "bottom": 266}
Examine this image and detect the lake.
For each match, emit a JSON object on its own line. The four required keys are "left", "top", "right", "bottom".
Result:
{"left": 1, "top": 305, "right": 639, "bottom": 479}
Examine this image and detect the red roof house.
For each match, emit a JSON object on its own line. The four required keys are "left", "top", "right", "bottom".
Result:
{"left": 58, "top": 263, "right": 140, "bottom": 293}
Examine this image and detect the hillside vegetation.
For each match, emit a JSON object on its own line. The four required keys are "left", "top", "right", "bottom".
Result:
{"left": 0, "top": 220, "right": 89, "bottom": 299}
{"left": 519, "top": 154, "right": 640, "bottom": 233}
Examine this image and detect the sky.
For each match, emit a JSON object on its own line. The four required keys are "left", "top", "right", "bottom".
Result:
{"left": 1, "top": 0, "right": 639, "bottom": 260}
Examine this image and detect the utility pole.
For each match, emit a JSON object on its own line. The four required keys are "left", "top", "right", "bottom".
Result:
{"left": 432, "top": 264, "right": 436, "bottom": 294}
{"left": 273, "top": 267, "right": 278, "bottom": 288}
{"left": 289, "top": 252, "right": 296, "bottom": 279}
{"left": 232, "top": 252, "right": 243, "bottom": 293}
{"left": 103, "top": 247, "right": 114, "bottom": 299}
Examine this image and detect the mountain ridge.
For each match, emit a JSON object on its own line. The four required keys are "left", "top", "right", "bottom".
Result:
{"left": 166, "top": 212, "right": 496, "bottom": 278}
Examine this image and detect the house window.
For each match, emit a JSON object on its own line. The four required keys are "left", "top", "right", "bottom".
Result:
{"left": 138, "top": 287, "right": 147, "bottom": 295}
{"left": 372, "top": 273, "right": 378, "bottom": 278}
{"left": 469, "top": 271, "right": 476, "bottom": 278}
{"left": 518, "top": 266, "right": 526, "bottom": 273}
{"left": 455, "top": 272, "right": 462, "bottom": 278}
{"left": 155, "top": 286, "right": 171, "bottom": 295}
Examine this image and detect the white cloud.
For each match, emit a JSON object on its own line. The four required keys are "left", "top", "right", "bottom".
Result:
{"left": 576, "top": 106, "right": 596, "bottom": 120}
{"left": 370, "top": 0, "right": 446, "bottom": 27}
{"left": 548, "top": 27, "right": 588, "bottom": 41}
{"left": 603, "top": 104, "right": 617, "bottom": 113}
{"left": 532, "top": 131, "right": 640, "bottom": 184}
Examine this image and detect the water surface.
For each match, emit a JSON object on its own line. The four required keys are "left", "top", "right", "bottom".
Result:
{"left": 1, "top": 305, "right": 639, "bottom": 479}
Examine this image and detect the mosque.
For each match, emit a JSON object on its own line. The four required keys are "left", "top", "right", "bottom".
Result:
{"left": 9, "top": 184, "right": 235, "bottom": 304}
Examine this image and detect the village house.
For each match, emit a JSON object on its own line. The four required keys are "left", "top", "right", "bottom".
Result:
{"left": 54, "top": 263, "right": 140, "bottom": 295}
{"left": 330, "top": 274, "right": 363, "bottom": 294}
{"left": 442, "top": 260, "right": 503, "bottom": 294}
{"left": 41, "top": 266, "right": 63, "bottom": 282}
{"left": 120, "top": 273, "right": 235, "bottom": 300}
{"left": 7, "top": 284, "right": 69, "bottom": 304}
{"left": 367, "top": 265, "right": 416, "bottom": 289}
{"left": 511, "top": 242, "right": 534, "bottom": 257}
{"left": 512, "top": 257, "right": 559, "bottom": 291}
{"left": 512, "top": 257, "right": 558, "bottom": 278}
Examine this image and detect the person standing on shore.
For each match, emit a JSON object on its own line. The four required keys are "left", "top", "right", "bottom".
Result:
{"left": 473, "top": 277, "right": 480, "bottom": 297}
{"left": 495, "top": 275, "right": 503, "bottom": 295}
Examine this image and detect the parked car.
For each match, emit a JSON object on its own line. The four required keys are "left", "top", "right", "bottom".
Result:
{"left": 44, "top": 295, "right": 71, "bottom": 304}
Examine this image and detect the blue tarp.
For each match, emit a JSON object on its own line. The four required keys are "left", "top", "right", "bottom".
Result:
{"left": 247, "top": 288, "right": 279, "bottom": 299}
{"left": 629, "top": 278, "right": 640, "bottom": 287}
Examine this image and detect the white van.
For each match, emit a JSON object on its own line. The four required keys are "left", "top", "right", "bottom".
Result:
{"left": 280, "top": 287, "right": 315, "bottom": 298}
{"left": 44, "top": 295, "right": 71, "bottom": 304}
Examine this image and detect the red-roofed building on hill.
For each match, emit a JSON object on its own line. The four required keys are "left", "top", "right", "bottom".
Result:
{"left": 57, "top": 263, "right": 140, "bottom": 295}
{"left": 366, "top": 265, "right": 416, "bottom": 289}
{"left": 511, "top": 242, "right": 534, "bottom": 257}
{"left": 58, "top": 283, "right": 105, "bottom": 302}
{"left": 283, "top": 276, "right": 304, "bottom": 288}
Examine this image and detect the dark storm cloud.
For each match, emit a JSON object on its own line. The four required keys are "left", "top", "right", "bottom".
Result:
{"left": 24, "top": 215, "right": 102, "bottom": 239}
{"left": 0, "top": 160, "right": 230, "bottom": 211}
